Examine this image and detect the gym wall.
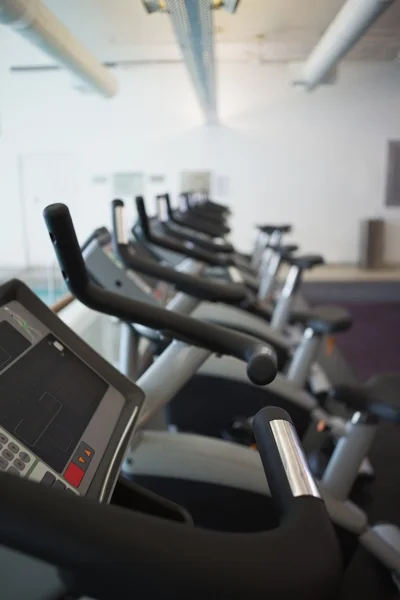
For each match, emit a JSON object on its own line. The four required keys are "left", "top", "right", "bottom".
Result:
{"left": 0, "top": 61, "right": 400, "bottom": 267}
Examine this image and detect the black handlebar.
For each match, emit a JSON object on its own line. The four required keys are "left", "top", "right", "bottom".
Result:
{"left": 253, "top": 407, "right": 321, "bottom": 512}
{"left": 135, "top": 197, "right": 232, "bottom": 268}
{"left": 43, "top": 203, "right": 277, "bottom": 386}
{"left": 182, "top": 193, "right": 227, "bottom": 226}
{"left": 0, "top": 453, "right": 341, "bottom": 599}
{"left": 81, "top": 227, "right": 110, "bottom": 252}
{"left": 158, "top": 195, "right": 235, "bottom": 254}
{"left": 151, "top": 193, "right": 230, "bottom": 238}
{"left": 111, "top": 200, "right": 247, "bottom": 305}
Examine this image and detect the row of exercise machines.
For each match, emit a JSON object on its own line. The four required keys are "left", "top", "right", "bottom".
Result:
{"left": 0, "top": 192, "right": 398, "bottom": 598}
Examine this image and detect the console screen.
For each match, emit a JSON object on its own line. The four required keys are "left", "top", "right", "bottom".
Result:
{"left": 0, "top": 328, "right": 107, "bottom": 473}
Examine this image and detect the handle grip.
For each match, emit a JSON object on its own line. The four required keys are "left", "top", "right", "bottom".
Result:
{"left": 43, "top": 204, "right": 277, "bottom": 386}
{"left": 81, "top": 227, "right": 110, "bottom": 253}
{"left": 253, "top": 407, "right": 320, "bottom": 511}
{"left": 135, "top": 197, "right": 231, "bottom": 267}
{"left": 158, "top": 195, "right": 235, "bottom": 254}
{"left": 135, "top": 195, "right": 151, "bottom": 239}
{"left": 111, "top": 201, "right": 246, "bottom": 305}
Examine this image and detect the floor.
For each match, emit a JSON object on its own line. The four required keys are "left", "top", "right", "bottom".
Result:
{"left": 303, "top": 285, "right": 400, "bottom": 597}
{"left": 333, "top": 302, "right": 400, "bottom": 381}
{"left": 302, "top": 286, "right": 400, "bottom": 528}
{"left": 302, "top": 265, "right": 400, "bottom": 282}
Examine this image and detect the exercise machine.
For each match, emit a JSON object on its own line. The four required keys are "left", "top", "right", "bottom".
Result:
{"left": 0, "top": 278, "right": 343, "bottom": 599}
{"left": 44, "top": 202, "right": 400, "bottom": 589}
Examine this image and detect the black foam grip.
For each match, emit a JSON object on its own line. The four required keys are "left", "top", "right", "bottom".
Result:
{"left": 43, "top": 203, "right": 89, "bottom": 291}
{"left": 116, "top": 243, "right": 247, "bottom": 305}
{"left": 44, "top": 204, "right": 277, "bottom": 386}
{"left": 134, "top": 198, "right": 232, "bottom": 267}
{"left": 0, "top": 472, "right": 342, "bottom": 600}
{"left": 112, "top": 201, "right": 247, "bottom": 304}
{"left": 135, "top": 196, "right": 151, "bottom": 238}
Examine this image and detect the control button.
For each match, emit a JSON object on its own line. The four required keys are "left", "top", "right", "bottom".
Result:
{"left": 53, "top": 479, "right": 66, "bottom": 491}
{"left": 72, "top": 442, "right": 94, "bottom": 473}
{"left": 0, "top": 433, "right": 8, "bottom": 445}
{"left": 8, "top": 442, "right": 19, "bottom": 454}
{"left": 64, "top": 463, "right": 84, "bottom": 488}
{"left": 13, "top": 459, "right": 25, "bottom": 472}
{"left": 0, "top": 457, "right": 8, "bottom": 470}
{"left": 2, "top": 449, "right": 14, "bottom": 462}
{"left": 19, "top": 452, "right": 31, "bottom": 463}
{"left": 8, "top": 466, "right": 20, "bottom": 477}
{"left": 41, "top": 471, "right": 56, "bottom": 487}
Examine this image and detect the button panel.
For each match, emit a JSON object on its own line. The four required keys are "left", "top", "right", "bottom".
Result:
{"left": 13, "top": 458, "right": 25, "bottom": 471}
{"left": 19, "top": 451, "right": 30, "bottom": 463}
{"left": 8, "top": 442, "right": 19, "bottom": 454}
{"left": 0, "top": 426, "right": 78, "bottom": 495}
{"left": 30, "top": 462, "right": 78, "bottom": 495}
{"left": 53, "top": 479, "right": 66, "bottom": 491}
{"left": 2, "top": 448, "right": 13, "bottom": 462}
{"left": 41, "top": 472, "right": 56, "bottom": 487}
{"left": 8, "top": 466, "right": 20, "bottom": 476}
{"left": 0, "top": 426, "right": 34, "bottom": 477}
{"left": 64, "top": 463, "right": 85, "bottom": 488}
{"left": 72, "top": 442, "right": 95, "bottom": 473}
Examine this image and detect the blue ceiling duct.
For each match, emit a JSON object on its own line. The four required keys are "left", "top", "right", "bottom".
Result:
{"left": 165, "top": 0, "right": 217, "bottom": 123}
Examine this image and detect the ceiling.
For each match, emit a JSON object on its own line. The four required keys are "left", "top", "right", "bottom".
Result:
{"left": 2, "top": 0, "right": 400, "bottom": 67}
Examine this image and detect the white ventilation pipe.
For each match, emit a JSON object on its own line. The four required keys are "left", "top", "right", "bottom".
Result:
{"left": 0, "top": 0, "right": 118, "bottom": 97}
{"left": 296, "top": 0, "right": 394, "bottom": 90}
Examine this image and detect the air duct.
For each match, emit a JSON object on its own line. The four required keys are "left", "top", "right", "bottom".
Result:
{"left": 143, "top": 0, "right": 217, "bottom": 123}
{"left": 166, "top": 0, "right": 217, "bottom": 123}
{"left": 0, "top": 0, "right": 118, "bottom": 97}
{"left": 295, "top": 0, "right": 394, "bottom": 90}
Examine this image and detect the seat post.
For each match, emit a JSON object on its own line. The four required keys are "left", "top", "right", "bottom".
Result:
{"left": 258, "top": 251, "right": 282, "bottom": 302}
{"left": 322, "top": 412, "right": 379, "bottom": 501}
{"left": 251, "top": 231, "right": 270, "bottom": 269}
{"left": 119, "top": 322, "right": 140, "bottom": 380}
{"left": 270, "top": 265, "right": 302, "bottom": 331}
{"left": 258, "top": 230, "right": 283, "bottom": 276}
{"left": 286, "top": 327, "right": 322, "bottom": 388}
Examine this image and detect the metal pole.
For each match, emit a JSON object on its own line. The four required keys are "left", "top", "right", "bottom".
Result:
{"left": 322, "top": 412, "right": 378, "bottom": 501}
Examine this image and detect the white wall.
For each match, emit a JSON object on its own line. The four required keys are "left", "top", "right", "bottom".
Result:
{"left": 1, "top": 59, "right": 400, "bottom": 267}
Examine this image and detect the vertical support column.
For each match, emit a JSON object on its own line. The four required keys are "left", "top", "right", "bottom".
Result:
{"left": 251, "top": 231, "right": 269, "bottom": 269}
{"left": 258, "top": 252, "right": 282, "bottom": 302}
{"left": 119, "top": 321, "right": 140, "bottom": 381}
{"left": 322, "top": 412, "right": 378, "bottom": 501}
{"left": 270, "top": 265, "right": 301, "bottom": 331}
{"left": 286, "top": 328, "right": 322, "bottom": 389}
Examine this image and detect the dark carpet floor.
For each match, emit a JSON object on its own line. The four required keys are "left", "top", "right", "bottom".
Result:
{"left": 308, "top": 300, "right": 400, "bottom": 526}
{"left": 334, "top": 302, "right": 400, "bottom": 381}
{"left": 332, "top": 303, "right": 400, "bottom": 527}
{"left": 308, "top": 299, "right": 400, "bottom": 597}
